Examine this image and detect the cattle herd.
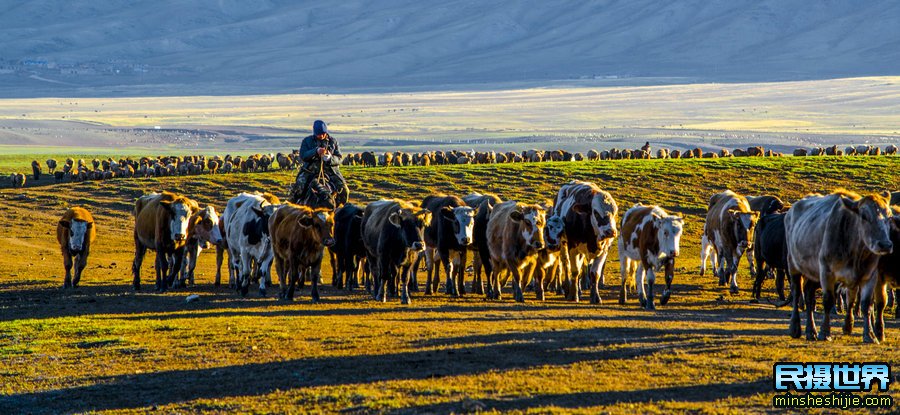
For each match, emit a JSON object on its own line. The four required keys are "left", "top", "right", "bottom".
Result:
{"left": 8, "top": 143, "right": 900, "bottom": 188}
{"left": 51, "top": 166, "right": 900, "bottom": 344}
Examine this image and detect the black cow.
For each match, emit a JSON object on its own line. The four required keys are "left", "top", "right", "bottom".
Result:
{"left": 751, "top": 212, "right": 788, "bottom": 302}
{"left": 361, "top": 200, "right": 430, "bottom": 304}
{"left": 332, "top": 203, "right": 367, "bottom": 290}
{"left": 420, "top": 195, "right": 475, "bottom": 296}
{"left": 462, "top": 193, "right": 503, "bottom": 295}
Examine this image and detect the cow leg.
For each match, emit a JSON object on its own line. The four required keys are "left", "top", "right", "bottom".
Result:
{"left": 215, "top": 246, "right": 225, "bottom": 287}
{"left": 155, "top": 252, "right": 168, "bottom": 292}
{"left": 745, "top": 248, "right": 756, "bottom": 281}
{"left": 873, "top": 279, "right": 889, "bottom": 342}
{"left": 188, "top": 244, "right": 201, "bottom": 286}
{"left": 619, "top": 257, "right": 630, "bottom": 305}
{"left": 408, "top": 252, "right": 420, "bottom": 293}
{"left": 456, "top": 250, "right": 467, "bottom": 296}
{"left": 275, "top": 256, "right": 287, "bottom": 299}
{"left": 400, "top": 263, "right": 412, "bottom": 305}
{"left": 699, "top": 234, "right": 710, "bottom": 276}
{"left": 170, "top": 248, "right": 185, "bottom": 289}
{"left": 73, "top": 252, "right": 88, "bottom": 288}
{"left": 894, "top": 288, "right": 899, "bottom": 320}
{"left": 311, "top": 262, "right": 322, "bottom": 303}
{"left": 63, "top": 252, "right": 74, "bottom": 289}
{"left": 286, "top": 263, "right": 299, "bottom": 301}
{"left": 819, "top": 279, "right": 835, "bottom": 342}
{"left": 860, "top": 277, "right": 878, "bottom": 343}
{"left": 258, "top": 255, "right": 274, "bottom": 297}
{"left": 424, "top": 248, "right": 435, "bottom": 295}
{"left": 375, "top": 260, "right": 389, "bottom": 302}
{"left": 239, "top": 252, "right": 252, "bottom": 297}
{"left": 441, "top": 251, "right": 458, "bottom": 297}
{"left": 751, "top": 260, "right": 766, "bottom": 301}
{"left": 789, "top": 272, "right": 803, "bottom": 338}
{"left": 635, "top": 263, "right": 646, "bottom": 308}
{"left": 472, "top": 252, "right": 483, "bottom": 295}
{"left": 509, "top": 262, "right": 525, "bottom": 303}
{"left": 843, "top": 285, "right": 859, "bottom": 335}
{"left": 775, "top": 268, "right": 787, "bottom": 302}
{"left": 589, "top": 252, "right": 608, "bottom": 305}
{"left": 803, "top": 279, "right": 819, "bottom": 341}
{"left": 728, "top": 253, "right": 740, "bottom": 294}
{"left": 132, "top": 243, "right": 147, "bottom": 291}
{"left": 644, "top": 265, "right": 657, "bottom": 310}
{"left": 329, "top": 248, "right": 339, "bottom": 288}
{"left": 533, "top": 263, "right": 545, "bottom": 302}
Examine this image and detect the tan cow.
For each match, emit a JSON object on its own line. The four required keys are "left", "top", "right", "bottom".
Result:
{"left": 700, "top": 190, "right": 759, "bottom": 294}
{"left": 132, "top": 191, "right": 199, "bottom": 291}
{"left": 57, "top": 207, "right": 97, "bottom": 288}
{"left": 486, "top": 201, "right": 546, "bottom": 302}
{"left": 270, "top": 203, "right": 335, "bottom": 302}
{"left": 618, "top": 204, "right": 684, "bottom": 309}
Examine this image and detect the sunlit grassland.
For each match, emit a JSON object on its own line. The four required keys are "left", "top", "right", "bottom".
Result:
{"left": 0, "top": 156, "right": 898, "bottom": 414}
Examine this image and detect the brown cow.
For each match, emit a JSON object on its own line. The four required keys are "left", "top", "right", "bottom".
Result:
{"left": 270, "top": 203, "right": 335, "bottom": 302}
{"left": 57, "top": 207, "right": 96, "bottom": 288}
{"left": 132, "top": 192, "right": 199, "bottom": 291}
{"left": 786, "top": 190, "right": 892, "bottom": 342}
{"left": 700, "top": 190, "right": 759, "bottom": 294}
{"left": 486, "top": 200, "right": 546, "bottom": 301}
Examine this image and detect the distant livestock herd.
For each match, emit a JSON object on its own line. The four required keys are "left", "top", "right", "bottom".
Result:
{"left": 51, "top": 174, "right": 900, "bottom": 344}
{"left": 8, "top": 143, "right": 900, "bottom": 188}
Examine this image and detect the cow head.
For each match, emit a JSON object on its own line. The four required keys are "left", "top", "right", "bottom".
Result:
{"left": 161, "top": 199, "right": 195, "bottom": 242}
{"left": 191, "top": 206, "right": 223, "bottom": 249}
{"left": 655, "top": 214, "right": 684, "bottom": 259}
{"left": 543, "top": 214, "right": 565, "bottom": 250}
{"left": 300, "top": 209, "right": 336, "bottom": 247}
{"left": 246, "top": 202, "right": 279, "bottom": 245}
{"left": 389, "top": 208, "right": 431, "bottom": 251}
{"left": 60, "top": 219, "right": 92, "bottom": 252}
{"left": 840, "top": 191, "right": 893, "bottom": 255}
{"left": 574, "top": 192, "right": 619, "bottom": 242}
{"left": 728, "top": 209, "right": 759, "bottom": 254}
{"left": 511, "top": 205, "right": 546, "bottom": 250}
{"left": 441, "top": 206, "right": 476, "bottom": 245}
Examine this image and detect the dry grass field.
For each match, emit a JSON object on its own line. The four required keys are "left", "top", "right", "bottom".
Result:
{"left": 0, "top": 157, "right": 899, "bottom": 414}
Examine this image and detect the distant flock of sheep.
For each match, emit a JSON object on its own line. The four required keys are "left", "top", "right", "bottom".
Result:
{"left": 7, "top": 143, "right": 900, "bottom": 188}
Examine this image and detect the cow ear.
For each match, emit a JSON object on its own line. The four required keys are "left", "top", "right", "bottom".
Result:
{"left": 510, "top": 210, "right": 524, "bottom": 222}
{"left": 417, "top": 210, "right": 432, "bottom": 224}
{"left": 298, "top": 216, "right": 314, "bottom": 227}
{"left": 572, "top": 204, "right": 589, "bottom": 214}
{"left": 86, "top": 221, "right": 93, "bottom": 229}
{"left": 441, "top": 206, "right": 454, "bottom": 219}
{"left": 251, "top": 204, "right": 265, "bottom": 217}
{"left": 389, "top": 211, "right": 402, "bottom": 228}
{"left": 840, "top": 197, "right": 859, "bottom": 213}
{"left": 59, "top": 220, "right": 70, "bottom": 229}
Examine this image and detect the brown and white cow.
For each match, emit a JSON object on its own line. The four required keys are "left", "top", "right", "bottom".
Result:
{"left": 57, "top": 207, "right": 96, "bottom": 288}
{"left": 270, "top": 203, "right": 335, "bottom": 302}
{"left": 486, "top": 200, "right": 546, "bottom": 302}
{"left": 361, "top": 199, "right": 430, "bottom": 304}
{"left": 700, "top": 190, "right": 759, "bottom": 294}
{"left": 553, "top": 180, "right": 619, "bottom": 304}
{"left": 618, "top": 204, "right": 684, "bottom": 310}
{"left": 786, "top": 190, "right": 893, "bottom": 343}
{"left": 178, "top": 206, "right": 224, "bottom": 287}
{"left": 132, "top": 191, "right": 199, "bottom": 291}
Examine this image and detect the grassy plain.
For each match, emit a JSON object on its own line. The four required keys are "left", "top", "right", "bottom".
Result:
{"left": 0, "top": 156, "right": 898, "bottom": 414}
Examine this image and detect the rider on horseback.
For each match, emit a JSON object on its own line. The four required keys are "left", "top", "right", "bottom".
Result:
{"left": 290, "top": 120, "right": 348, "bottom": 207}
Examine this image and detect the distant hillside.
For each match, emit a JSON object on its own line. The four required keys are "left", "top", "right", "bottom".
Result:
{"left": 1, "top": 0, "right": 899, "bottom": 96}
